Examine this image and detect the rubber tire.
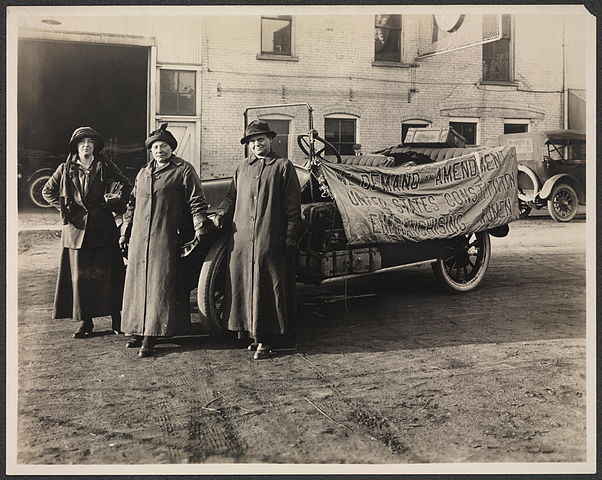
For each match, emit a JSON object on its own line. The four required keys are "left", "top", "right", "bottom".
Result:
{"left": 197, "top": 233, "right": 229, "bottom": 334}
{"left": 547, "top": 183, "right": 578, "bottom": 222}
{"left": 28, "top": 174, "right": 52, "bottom": 208}
{"left": 431, "top": 232, "right": 491, "bottom": 293}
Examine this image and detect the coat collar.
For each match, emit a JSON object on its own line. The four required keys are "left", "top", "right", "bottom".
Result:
{"left": 248, "top": 150, "right": 278, "bottom": 166}
{"left": 143, "top": 155, "right": 184, "bottom": 174}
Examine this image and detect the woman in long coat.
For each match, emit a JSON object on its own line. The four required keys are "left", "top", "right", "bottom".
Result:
{"left": 120, "top": 124, "right": 210, "bottom": 357}
{"left": 214, "top": 120, "right": 302, "bottom": 359}
{"left": 42, "top": 127, "right": 130, "bottom": 338}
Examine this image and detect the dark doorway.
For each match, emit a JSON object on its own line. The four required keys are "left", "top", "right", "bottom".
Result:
{"left": 266, "top": 119, "right": 290, "bottom": 159}
{"left": 18, "top": 39, "right": 148, "bottom": 206}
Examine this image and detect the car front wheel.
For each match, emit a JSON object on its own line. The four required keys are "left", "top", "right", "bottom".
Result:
{"left": 432, "top": 231, "right": 491, "bottom": 293}
{"left": 547, "top": 183, "right": 578, "bottom": 222}
{"left": 197, "top": 233, "right": 229, "bottom": 334}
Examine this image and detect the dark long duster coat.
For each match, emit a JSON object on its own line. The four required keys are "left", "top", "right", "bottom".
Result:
{"left": 42, "top": 156, "right": 129, "bottom": 321}
{"left": 217, "top": 151, "right": 302, "bottom": 340}
{"left": 121, "top": 155, "right": 208, "bottom": 337}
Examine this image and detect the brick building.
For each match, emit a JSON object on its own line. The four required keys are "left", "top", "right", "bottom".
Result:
{"left": 13, "top": 8, "right": 588, "bottom": 183}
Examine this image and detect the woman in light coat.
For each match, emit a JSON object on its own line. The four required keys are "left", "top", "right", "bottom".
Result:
{"left": 42, "top": 127, "right": 130, "bottom": 337}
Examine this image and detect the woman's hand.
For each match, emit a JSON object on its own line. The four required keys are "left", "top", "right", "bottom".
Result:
{"left": 213, "top": 213, "right": 225, "bottom": 229}
{"left": 118, "top": 235, "right": 128, "bottom": 250}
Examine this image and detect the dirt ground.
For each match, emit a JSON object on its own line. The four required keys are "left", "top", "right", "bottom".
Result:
{"left": 13, "top": 215, "right": 588, "bottom": 468}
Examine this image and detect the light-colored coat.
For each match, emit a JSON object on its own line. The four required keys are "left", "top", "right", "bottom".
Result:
{"left": 121, "top": 155, "right": 208, "bottom": 336}
{"left": 218, "top": 151, "right": 302, "bottom": 338}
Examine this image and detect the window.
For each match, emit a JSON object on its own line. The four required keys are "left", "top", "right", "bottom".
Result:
{"left": 159, "top": 70, "right": 196, "bottom": 116}
{"left": 325, "top": 117, "right": 357, "bottom": 155}
{"left": 261, "top": 16, "right": 292, "bottom": 56}
{"left": 262, "top": 118, "right": 290, "bottom": 159}
{"left": 503, "top": 119, "right": 529, "bottom": 134}
{"left": 482, "top": 14, "right": 512, "bottom": 82}
{"left": 375, "top": 15, "right": 401, "bottom": 62}
{"left": 449, "top": 119, "right": 479, "bottom": 145}
{"left": 401, "top": 121, "right": 430, "bottom": 144}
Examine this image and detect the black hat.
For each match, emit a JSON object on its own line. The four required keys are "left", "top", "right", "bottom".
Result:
{"left": 145, "top": 123, "right": 178, "bottom": 150}
{"left": 69, "top": 127, "right": 104, "bottom": 153}
{"left": 240, "top": 120, "right": 277, "bottom": 145}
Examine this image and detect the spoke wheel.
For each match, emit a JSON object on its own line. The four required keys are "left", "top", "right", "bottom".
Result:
{"left": 547, "top": 183, "right": 578, "bottom": 222}
{"left": 432, "top": 231, "right": 491, "bottom": 293}
{"left": 197, "top": 233, "right": 229, "bottom": 334}
{"left": 28, "top": 174, "right": 52, "bottom": 208}
{"left": 297, "top": 134, "right": 342, "bottom": 163}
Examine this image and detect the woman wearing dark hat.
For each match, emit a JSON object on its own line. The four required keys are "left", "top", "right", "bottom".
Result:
{"left": 119, "top": 124, "right": 210, "bottom": 357}
{"left": 213, "top": 120, "right": 302, "bottom": 360}
{"left": 42, "top": 127, "right": 131, "bottom": 338}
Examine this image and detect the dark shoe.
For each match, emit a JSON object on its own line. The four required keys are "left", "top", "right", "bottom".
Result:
{"left": 253, "top": 347, "right": 271, "bottom": 360}
{"left": 247, "top": 342, "right": 259, "bottom": 351}
{"left": 72, "top": 320, "right": 93, "bottom": 338}
{"left": 125, "top": 335, "right": 143, "bottom": 348}
{"left": 138, "top": 345, "right": 154, "bottom": 357}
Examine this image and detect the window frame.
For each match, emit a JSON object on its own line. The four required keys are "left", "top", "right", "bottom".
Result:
{"left": 373, "top": 14, "right": 403, "bottom": 65}
{"left": 324, "top": 114, "right": 359, "bottom": 156}
{"left": 503, "top": 118, "right": 530, "bottom": 134}
{"left": 401, "top": 120, "right": 431, "bottom": 144}
{"left": 157, "top": 66, "right": 200, "bottom": 118}
{"left": 257, "top": 15, "right": 298, "bottom": 61}
{"left": 448, "top": 117, "right": 480, "bottom": 145}
{"left": 481, "top": 14, "right": 514, "bottom": 84}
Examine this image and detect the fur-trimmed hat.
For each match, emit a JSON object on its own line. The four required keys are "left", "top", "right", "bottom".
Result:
{"left": 145, "top": 123, "right": 178, "bottom": 150}
{"left": 68, "top": 127, "right": 104, "bottom": 153}
{"left": 240, "top": 120, "right": 277, "bottom": 145}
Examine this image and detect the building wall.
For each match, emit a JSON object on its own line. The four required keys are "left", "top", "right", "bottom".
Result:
{"left": 199, "top": 14, "right": 566, "bottom": 179}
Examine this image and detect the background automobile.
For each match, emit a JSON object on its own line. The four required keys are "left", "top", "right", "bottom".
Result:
{"left": 498, "top": 130, "right": 586, "bottom": 222}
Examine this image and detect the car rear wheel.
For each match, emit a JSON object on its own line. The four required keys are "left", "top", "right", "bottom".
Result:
{"left": 547, "top": 183, "right": 578, "bottom": 222}
{"left": 432, "top": 231, "right": 491, "bottom": 293}
{"left": 197, "top": 233, "right": 229, "bottom": 334}
{"left": 28, "top": 174, "right": 52, "bottom": 208}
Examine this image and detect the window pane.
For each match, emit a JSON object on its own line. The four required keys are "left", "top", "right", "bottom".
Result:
{"left": 160, "top": 70, "right": 177, "bottom": 92}
{"left": 160, "top": 92, "right": 178, "bottom": 114}
{"left": 339, "top": 120, "right": 356, "bottom": 143}
{"left": 324, "top": 119, "right": 338, "bottom": 143}
{"left": 262, "top": 18, "right": 291, "bottom": 55}
{"left": 178, "top": 94, "right": 195, "bottom": 116}
{"left": 178, "top": 71, "right": 196, "bottom": 94}
{"left": 504, "top": 123, "right": 528, "bottom": 134}
{"left": 483, "top": 38, "right": 510, "bottom": 81}
{"left": 449, "top": 122, "right": 476, "bottom": 144}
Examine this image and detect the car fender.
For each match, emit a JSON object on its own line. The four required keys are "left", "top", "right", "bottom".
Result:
{"left": 539, "top": 174, "right": 580, "bottom": 200}
{"left": 517, "top": 165, "right": 540, "bottom": 202}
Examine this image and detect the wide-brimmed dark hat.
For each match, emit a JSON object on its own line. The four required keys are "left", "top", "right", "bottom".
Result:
{"left": 240, "top": 120, "right": 277, "bottom": 145}
{"left": 69, "top": 127, "right": 104, "bottom": 153}
{"left": 145, "top": 123, "right": 178, "bottom": 150}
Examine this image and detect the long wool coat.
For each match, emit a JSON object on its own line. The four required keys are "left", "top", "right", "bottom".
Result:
{"left": 218, "top": 151, "right": 302, "bottom": 339}
{"left": 121, "top": 156, "right": 208, "bottom": 337}
{"left": 42, "top": 156, "right": 129, "bottom": 320}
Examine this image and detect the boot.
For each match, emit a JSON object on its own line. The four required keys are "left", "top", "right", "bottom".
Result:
{"left": 72, "top": 319, "right": 93, "bottom": 338}
{"left": 138, "top": 336, "right": 156, "bottom": 357}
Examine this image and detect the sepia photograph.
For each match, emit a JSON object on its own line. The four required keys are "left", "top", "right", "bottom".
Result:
{"left": 5, "top": 3, "right": 596, "bottom": 475}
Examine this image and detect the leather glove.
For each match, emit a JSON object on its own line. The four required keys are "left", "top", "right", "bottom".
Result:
{"left": 213, "top": 213, "right": 225, "bottom": 229}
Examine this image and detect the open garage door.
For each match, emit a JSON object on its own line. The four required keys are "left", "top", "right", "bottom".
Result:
{"left": 18, "top": 39, "right": 149, "bottom": 207}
